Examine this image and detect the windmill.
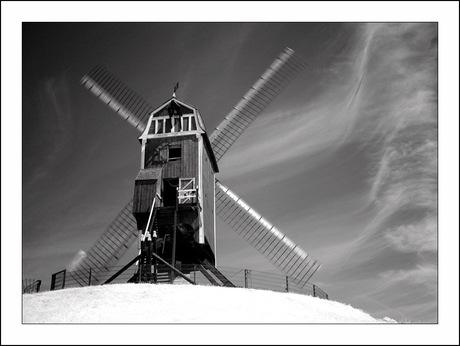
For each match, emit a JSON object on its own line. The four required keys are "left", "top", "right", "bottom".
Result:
{"left": 70, "top": 47, "right": 321, "bottom": 288}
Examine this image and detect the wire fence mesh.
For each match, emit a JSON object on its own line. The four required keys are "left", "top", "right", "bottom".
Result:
{"left": 22, "top": 278, "right": 42, "bottom": 294}
{"left": 50, "top": 263, "right": 328, "bottom": 299}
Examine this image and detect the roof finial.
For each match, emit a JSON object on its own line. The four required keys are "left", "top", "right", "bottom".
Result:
{"left": 173, "top": 82, "right": 179, "bottom": 97}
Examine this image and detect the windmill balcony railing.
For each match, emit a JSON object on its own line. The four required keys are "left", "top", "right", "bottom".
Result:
{"left": 50, "top": 264, "right": 328, "bottom": 300}
{"left": 178, "top": 189, "right": 197, "bottom": 204}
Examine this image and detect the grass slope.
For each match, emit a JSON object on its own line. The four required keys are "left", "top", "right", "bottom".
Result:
{"left": 23, "top": 283, "right": 395, "bottom": 323}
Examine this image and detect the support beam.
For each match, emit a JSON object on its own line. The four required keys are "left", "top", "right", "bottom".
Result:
{"left": 151, "top": 251, "right": 195, "bottom": 285}
{"left": 171, "top": 187, "right": 178, "bottom": 280}
{"left": 103, "top": 254, "right": 142, "bottom": 285}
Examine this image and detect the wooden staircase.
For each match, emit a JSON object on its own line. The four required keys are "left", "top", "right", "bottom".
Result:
{"left": 155, "top": 207, "right": 175, "bottom": 228}
{"left": 155, "top": 270, "right": 171, "bottom": 284}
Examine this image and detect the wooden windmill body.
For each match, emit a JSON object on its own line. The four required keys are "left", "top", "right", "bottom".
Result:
{"left": 132, "top": 98, "right": 218, "bottom": 282}
{"left": 72, "top": 48, "right": 321, "bottom": 288}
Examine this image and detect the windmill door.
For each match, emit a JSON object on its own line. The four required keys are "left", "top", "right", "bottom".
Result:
{"left": 162, "top": 178, "right": 179, "bottom": 207}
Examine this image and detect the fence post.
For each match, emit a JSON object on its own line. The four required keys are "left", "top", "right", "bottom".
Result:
{"left": 88, "top": 268, "right": 92, "bottom": 286}
{"left": 50, "top": 275, "right": 56, "bottom": 291}
{"left": 36, "top": 280, "right": 41, "bottom": 293}
{"left": 244, "top": 269, "right": 249, "bottom": 288}
{"left": 285, "top": 276, "right": 289, "bottom": 292}
{"left": 62, "top": 269, "right": 66, "bottom": 290}
{"left": 313, "top": 284, "right": 316, "bottom": 297}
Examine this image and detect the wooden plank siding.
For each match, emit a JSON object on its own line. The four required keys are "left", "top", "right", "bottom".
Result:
{"left": 144, "top": 135, "right": 198, "bottom": 180}
{"left": 140, "top": 132, "right": 215, "bottom": 260}
{"left": 133, "top": 180, "right": 157, "bottom": 214}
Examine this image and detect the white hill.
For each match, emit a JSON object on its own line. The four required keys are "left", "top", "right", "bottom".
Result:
{"left": 23, "top": 283, "right": 394, "bottom": 324}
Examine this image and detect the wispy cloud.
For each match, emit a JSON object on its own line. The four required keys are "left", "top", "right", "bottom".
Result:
{"left": 218, "top": 23, "right": 438, "bottom": 321}
{"left": 384, "top": 217, "right": 437, "bottom": 253}
{"left": 378, "top": 262, "right": 437, "bottom": 287}
{"left": 375, "top": 262, "right": 438, "bottom": 322}
{"left": 218, "top": 25, "right": 381, "bottom": 189}
{"left": 358, "top": 24, "right": 437, "bottom": 254}
{"left": 24, "top": 74, "right": 76, "bottom": 186}
{"left": 67, "top": 250, "right": 87, "bottom": 271}
{"left": 328, "top": 23, "right": 437, "bottom": 321}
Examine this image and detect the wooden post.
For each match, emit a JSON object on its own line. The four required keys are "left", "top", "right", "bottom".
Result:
{"left": 244, "top": 269, "right": 250, "bottom": 288}
{"left": 104, "top": 254, "right": 142, "bottom": 285}
{"left": 51, "top": 270, "right": 66, "bottom": 290}
{"left": 88, "top": 268, "right": 92, "bottom": 286}
{"left": 62, "top": 270, "right": 66, "bottom": 290}
{"left": 153, "top": 231, "right": 157, "bottom": 283}
{"left": 313, "top": 284, "right": 316, "bottom": 297}
{"left": 193, "top": 265, "right": 196, "bottom": 284}
{"left": 171, "top": 187, "right": 178, "bottom": 282}
{"left": 147, "top": 236, "right": 152, "bottom": 282}
{"left": 138, "top": 230, "right": 142, "bottom": 252}
{"left": 138, "top": 242, "right": 143, "bottom": 283}
{"left": 51, "top": 274, "right": 56, "bottom": 291}
{"left": 150, "top": 251, "right": 195, "bottom": 285}
{"left": 138, "top": 230, "right": 143, "bottom": 283}
{"left": 285, "top": 276, "right": 289, "bottom": 292}
{"left": 138, "top": 194, "right": 156, "bottom": 284}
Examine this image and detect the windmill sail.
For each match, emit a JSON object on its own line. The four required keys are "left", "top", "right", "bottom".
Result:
{"left": 81, "top": 65, "right": 155, "bottom": 132}
{"left": 69, "top": 200, "right": 139, "bottom": 285}
{"left": 215, "top": 180, "right": 321, "bottom": 287}
{"left": 209, "top": 47, "right": 308, "bottom": 161}
{"left": 210, "top": 48, "right": 320, "bottom": 284}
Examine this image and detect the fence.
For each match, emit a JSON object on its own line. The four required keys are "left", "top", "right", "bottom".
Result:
{"left": 50, "top": 264, "right": 328, "bottom": 300}
{"left": 50, "top": 269, "right": 66, "bottom": 291}
{"left": 22, "top": 278, "right": 42, "bottom": 294}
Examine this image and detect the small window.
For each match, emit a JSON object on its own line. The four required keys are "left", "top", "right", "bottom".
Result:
{"left": 149, "top": 120, "right": 156, "bottom": 134}
{"left": 168, "top": 147, "right": 181, "bottom": 161}
{"left": 157, "top": 119, "right": 164, "bottom": 134}
{"left": 165, "top": 118, "right": 172, "bottom": 133}
{"left": 191, "top": 116, "right": 197, "bottom": 131}
{"left": 183, "top": 117, "right": 189, "bottom": 131}
{"left": 173, "top": 116, "right": 181, "bottom": 132}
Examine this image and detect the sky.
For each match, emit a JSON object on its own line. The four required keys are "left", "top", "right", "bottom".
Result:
{"left": 2, "top": 2, "right": 459, "bottom": 329}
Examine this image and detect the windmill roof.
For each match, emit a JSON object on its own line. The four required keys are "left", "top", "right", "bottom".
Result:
{"left": 135, "top": 167, "right": 163, "bottom": 181}
{"left": 149, "top": 97, "right": 207, "bottom": 132}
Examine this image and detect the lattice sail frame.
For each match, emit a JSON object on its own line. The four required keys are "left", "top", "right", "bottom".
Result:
{"left": 216, "top": 181, "right": 320, "bottom": 288}
{"left": 69, "top": 200, "right": 138, "bottom": 286}
{"left": 209, "top": 47, "right": 308, "bottom": 161}
{"left": 81, "top": 65, "right": 155, "bottom": 132}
